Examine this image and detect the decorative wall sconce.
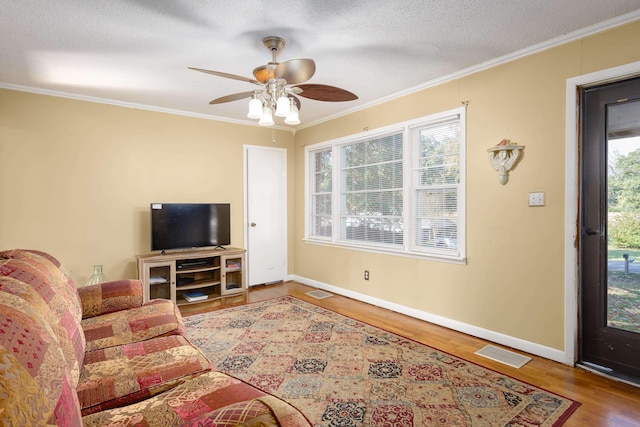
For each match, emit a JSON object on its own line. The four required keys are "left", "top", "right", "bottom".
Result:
{"left": 488, "top": 139, "right": 524, "bottom": 185}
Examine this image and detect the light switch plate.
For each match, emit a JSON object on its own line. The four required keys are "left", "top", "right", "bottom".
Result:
{"left": 528, "top": 192, "right": 545, "bottom": 207}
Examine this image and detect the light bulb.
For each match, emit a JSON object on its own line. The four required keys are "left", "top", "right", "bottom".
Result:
{"left": 247, "top": 97, "right": 263, "bottom": 119}
{"left": 284, "top": 104, "right": 300, "bottom": 125}
{"left": 258, "top": 106, "right": 274, "bottom": 126}
{"left": 275, "top": 95, "right": 291, "bottom": 117}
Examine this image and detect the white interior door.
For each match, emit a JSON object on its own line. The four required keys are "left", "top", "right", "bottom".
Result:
{"left": 245, "top": 145, "right": 287, "bottom": 286}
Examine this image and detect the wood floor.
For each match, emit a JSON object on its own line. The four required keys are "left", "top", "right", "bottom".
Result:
{"left": 186, "top": 281, "right": 640, "bottom": 427}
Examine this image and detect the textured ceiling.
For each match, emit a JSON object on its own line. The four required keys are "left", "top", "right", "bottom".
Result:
{"left": 2, "top": 0, "right": 640, "bottom": 128}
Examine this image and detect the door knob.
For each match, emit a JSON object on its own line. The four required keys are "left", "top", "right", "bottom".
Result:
{"left": 250, "top": 222, "right": 256, "bottom": 227}
{"left": 585, "top": 228, "right": 599, "bottom": 236}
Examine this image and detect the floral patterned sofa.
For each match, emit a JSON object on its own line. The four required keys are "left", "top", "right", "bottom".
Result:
{"left": 0, "top": 249, "right": 310, "bottom": 426}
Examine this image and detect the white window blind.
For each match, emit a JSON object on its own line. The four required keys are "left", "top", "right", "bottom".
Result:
{"left": 411, "top": 117, "right": 461, "bottom": 255}
{"left": 340, "top": 132, "right": 404, "bottom": 246}
{"left": 310, "top": 148, "right": 332, "bottom": 238}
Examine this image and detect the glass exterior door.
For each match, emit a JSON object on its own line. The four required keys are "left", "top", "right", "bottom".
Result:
{"left": 581, "top": 77, "right": 640, "bottom": 383}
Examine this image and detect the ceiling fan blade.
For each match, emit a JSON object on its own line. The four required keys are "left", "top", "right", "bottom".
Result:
{"left": 189, "top": 67, "right": 260, "bottom": 85}
{"left": 209, "top": 91, "right": 255, "bottom": 105}
{"left": 275, "top": 58, "right": 316, "bottom": 84}
{"left": 295, "top": 84, "right": 358, "bottom": 102}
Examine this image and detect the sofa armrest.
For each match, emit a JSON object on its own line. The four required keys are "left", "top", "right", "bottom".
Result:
{"left": 78, "top": 279, "right": 143, "bottom": 319}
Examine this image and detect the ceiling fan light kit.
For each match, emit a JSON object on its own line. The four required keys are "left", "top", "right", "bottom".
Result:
{"left": 258, "top": 106, "right": 274, "bottom": 126}
{"left": 275, "top": 95, "right": 291, "bottom": 117}
{"left": 190, "top": 36, "right": 357, "bottom": 127}
{"left": 284, "top": 101, "right": 300, "bottom": 125}
{"left": 247, "top": 95, "right": 263, "bottom": 119}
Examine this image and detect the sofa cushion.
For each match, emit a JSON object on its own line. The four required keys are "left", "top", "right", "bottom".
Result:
{"left": 78, "top": 279, "right": 144, "bottom": 319}
{"left": 0, "top": 251, "right": 85, "bottom": 385}
{"left": 0, "top": 248, "right": 66, "bottom": 269}
{"left": 81, "top": 371, "right": 312, "bottom": 427}
{"left": 78, "top": 334, "right": 212, "bottom": 415}
{"left": 0, "top": 293, "right": 83, "bottom": 426}
{"left": 82, "top": 298, "right": 184, "bottom": 352}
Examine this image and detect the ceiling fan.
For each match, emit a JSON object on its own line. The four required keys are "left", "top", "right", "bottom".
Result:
{"left": 189, "top": 36, "right": 358, "bottom": 126}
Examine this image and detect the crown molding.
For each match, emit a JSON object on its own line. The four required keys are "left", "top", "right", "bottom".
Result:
{"left": 299, "top": 10, "right": 640, "bottom": 130}
{"left": 0, "top": 82, "right": 296, "bottom": 133}
{"left": 2, "top": 9, "right": 639, "bottom": 133}
{"left": 0, "top": 82, "right": 242, "bottom": 124}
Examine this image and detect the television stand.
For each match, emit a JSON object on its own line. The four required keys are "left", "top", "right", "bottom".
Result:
{"left": 137, "top": 247, "right": 246, "bottom": 311}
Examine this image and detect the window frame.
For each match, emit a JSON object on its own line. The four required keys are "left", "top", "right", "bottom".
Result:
{"left": 304, "top": 107, "right": 466, "bottom": 263}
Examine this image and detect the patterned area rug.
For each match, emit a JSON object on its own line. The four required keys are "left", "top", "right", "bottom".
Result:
{"left": 184, "top": 296, "right": 579, "bottom": 427}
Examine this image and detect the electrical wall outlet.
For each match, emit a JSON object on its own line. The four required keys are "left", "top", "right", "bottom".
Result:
{"left": 364, "top": 270, "right": 369, "bottom": 280}
{"left": 528, "top": 191, "right": 545, "bottom": 207}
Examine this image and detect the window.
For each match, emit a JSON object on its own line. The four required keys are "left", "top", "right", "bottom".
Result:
{"left": 305, "top": 107, "right": 465, "bottom": 261}
{"left": 341, "top": 132, "right": 404, "bottom": 246}
{"left": 310, "top": 148, "right": 332, "bottom": 238}
{"left": 410, "top": 117, "right": 461, "bottom": 256}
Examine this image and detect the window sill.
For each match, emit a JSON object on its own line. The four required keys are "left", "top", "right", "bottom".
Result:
{"left": 302, "top": 238, "right": 467, "bottom": 265}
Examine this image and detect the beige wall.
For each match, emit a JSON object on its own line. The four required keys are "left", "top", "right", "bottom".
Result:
{"left": 0, "top": 90, "right": 295, "bottom": 284}
{"left": 2, "top": 20, "right": 639, "bottom": 355}
{"left": 293, "top": 21, "right": 640, "bottom": 352}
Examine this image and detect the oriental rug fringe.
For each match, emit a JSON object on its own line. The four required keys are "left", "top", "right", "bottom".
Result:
{"left": 184, "top": 296, "right": 579, "bottom": 427}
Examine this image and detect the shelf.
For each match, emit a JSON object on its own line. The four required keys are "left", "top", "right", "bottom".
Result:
{"left": 177, "top": 265, "right": 220, "bottom": 274}
{"left": 177, "top": 297, "right": 213, "bottom": 306}
{"left": 176, "top": 280, "right": 221, "bottom": 291}
{"left": 176, "top": 287, "right": 220, "bottom": 306}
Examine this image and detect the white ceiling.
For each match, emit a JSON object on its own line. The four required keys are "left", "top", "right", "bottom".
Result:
{"left": 2, "top": 1, "right": 640, "bottom": 128}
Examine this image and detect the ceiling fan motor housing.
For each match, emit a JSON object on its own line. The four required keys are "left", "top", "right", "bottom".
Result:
{"left": 263, "top": 36, "right": 286, "bottom": 55}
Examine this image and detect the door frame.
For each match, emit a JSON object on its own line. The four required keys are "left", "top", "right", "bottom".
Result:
{"left": 243, "top": 144, "right": 288, "bottom": 287}
{"left": 565, "top": 60, "right": 640, "bottom": 366}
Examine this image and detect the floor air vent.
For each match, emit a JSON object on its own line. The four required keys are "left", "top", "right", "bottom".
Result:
{"left": 306, "top": 290, "right": 333, "bottom": 299}
{"left": 475, "top": 345, "right": 532, "bottom": 368}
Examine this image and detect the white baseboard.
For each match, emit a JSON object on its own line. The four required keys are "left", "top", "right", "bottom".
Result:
{"left": 291, "top": 275, "right": 568, "bottom": 365}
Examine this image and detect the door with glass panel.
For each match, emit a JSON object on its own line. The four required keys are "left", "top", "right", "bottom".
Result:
{"left": 581, "top": 76, "right": 640, "bottom": 382}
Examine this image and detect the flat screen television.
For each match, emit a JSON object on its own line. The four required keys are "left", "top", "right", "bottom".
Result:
{"left": 150, "top": 203, "right": 231, "bottom": 252}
